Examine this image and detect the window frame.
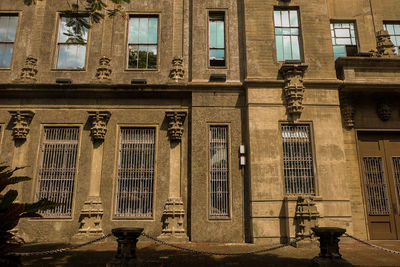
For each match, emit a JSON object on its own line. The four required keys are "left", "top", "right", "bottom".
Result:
{"left": 54, "top": 14, "right": 90, "bottom": 71}
{"left": 279, "top": 121, "right": 318, "bottom": 196}
{"left": 330, "top": 20, "right": 359, "bottom": 60}
{"left": 208, "top": 10, "right": 227, "bottom": 68}
{"left": 126, "top": 14, "right": 160, "bottom": 71}
{"left": 0, "top": 13, "right": 20, "bottom": 70}
{"left": 273, "top": 7, "right": 304, "bottom": 63}
{"left": 112, "top": 125, "right": 158, "bottom": 220}
{"left": 207, "top": 123, "right": 232, "bottom": 220}
{"left": 33, "top": 125, "right": 82, "bottom": 220}
{"left": 383, "top": 21, "right": 400, "bottom": 55}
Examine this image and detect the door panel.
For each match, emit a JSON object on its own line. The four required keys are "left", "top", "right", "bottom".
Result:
{"left": 358, "top": 132, "right": 400, "bottom": 240}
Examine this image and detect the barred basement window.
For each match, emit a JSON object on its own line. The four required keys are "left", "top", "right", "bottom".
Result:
{"left": 282, "top": 124, "right": 315, "bottom": 195}
{"left": 209, "top": 126, "right": 230, "bottom": 217}
{"left": 115, "top": 128, "right": 155, "bottom": 217}
{"left": 36, "top": 127, "right": 80, "bottom": 217}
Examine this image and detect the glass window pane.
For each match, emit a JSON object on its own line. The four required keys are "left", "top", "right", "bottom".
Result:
{"left": 333, "top": 45, "right": 346, "bottom": 60}
{"left": 386, "top": 24, "right": 395, "bottom": 35}
{"left": 138, "top": 45, "right": 148, "bottom": 68}
{"left": 57, "top": 45, "right": 86, "bottom": 69}
{"left": 275, "top": 28, "right": 282, "bottom": 35}
{"left": 394, "top": 24, "right": 400, "bottom": 35}
{"left": 6, "top": 16, "right": 18, "bottom": 41}
{"left": 342, "top": 23, "right": 349, "bottom": 28}
{"left": 274, "top": 11, "right": 281, "bottom": 26}
{"left": 394, "top": 36, "right": 400, "bottom": 46}
{"left": 335, "top": 29, "right": 350, "bottom": 37}
{"left": 129, "top": 18, "right": 139, "bottom": 43}
{"left": 289, "top": 11, "right": 298, "bottom": 27}
{"left": 147, "top": 45, "right": 157, "bottom": 69}
{"left": 128, "top": 44, "right": 139, "bottom": 68}
{"left": 216, "top": 49, "right": 225, "bottom": 59}
{"left": 0, "top": 43, "right": 13, "bottom": 68}
{"left": 209, "top": 21, "right": 217, "bottom": 47}
{"left": 58, "top": 17, "right": 69, "bottom": 43}
{"left": 216, "top": 21, "right": 224, "bottom": 48}
{"left": 291, "top": 36, "right": 300, "bottom": 60}
{"left": 291, "top": 28, "right": 299, "bottom": 35}
{"left": 282, "top": 28, "right": 291, "bottom": 35}
{"left": 276, "top": 36, "right": 283, "bottom": 61}
{"left": 336, "top": 38, "right": 351, "bottom": 45}
{"left": 351, "top": 38, "right": 356, "bottom": 45}
{"left": 332, "top": 37, "right": 335, "bottom": 45}
{"left": 138, "top": 18, "right": 149, "bottom": 43}
{"left": 281, "top": 11, "right": 289, "bottom": 27}
{"left": 0, "top": 17, "right": 7, "bottom": 41}
{"left": 148, "top": 18, "right": 158, "bottom": 44}
{"left": 283, "top": 35, "right": 291, "bottom": 60}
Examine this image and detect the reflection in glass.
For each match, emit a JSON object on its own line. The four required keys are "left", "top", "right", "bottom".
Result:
{"left": 273, "top": 9, "right": 301, "bottom": 61}
{"left": 0, "top": 15, "right": 18, "bottom": 68}
{"left": 330, "top": 22, "right": 358, "bottom": 59}
{"left": 209, "top": 12, "right": 225, "bottom": 66}
{"left": 384, "top": 23, "right": 400, "bottom": 55}
{"left": 57, "top": 45, "right": 86, "bottom": 69}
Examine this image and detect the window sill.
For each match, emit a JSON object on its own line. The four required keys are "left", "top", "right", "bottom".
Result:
{"left": 124, "top": 68, "right": 160, "bottom": 72}
{"left": 0, "top": 68, "right": 11, "bottom": 71}
{"left": 112, "top": 217, "right": 155, "bottom": 221}
{"left": 284, "top": 195, "right": 322, "bottom": 201}
{"left": 51, "top": 68, "right": 87, "bottom": 72}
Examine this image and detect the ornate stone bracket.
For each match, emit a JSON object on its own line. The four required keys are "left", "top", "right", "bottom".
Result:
{"left": 339, "top": 92, "right": 356, "bottom": 129}
{"left": 169, "top": 57, "right": 184, "bottom": 82}
{"left": 77, "top": 196, "right": 104, "bottom": 235}
{"left": 88, "top": 111, "right": 111, "bottom": 141}
{"left": 9, "top": 111, "right": 35, "bottom": 141}
{"left": 95, "top": 56, "right": 112, "bottom": 81}
{"left": 376, "top": 100, "right": 392, "bottom": 121}
{"left": 20, "top": 56, "right": 38, "bottom": 81}
{"left": 159, "top": 198, "right": 188, "bottom": 241}
{"left": 280, "top": 63, "right": 308, "bottom": 118}
{"left": 165, "top": 111, "right": 187, "bottom": 141}
{"left": 370, "top": 30, "right": 397, "bottom": 57}
{"left": 294, "top": 196, "right": 319, "bottom": 239}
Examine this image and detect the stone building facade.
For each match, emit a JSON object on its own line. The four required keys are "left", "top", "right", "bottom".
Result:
{"left": 0, "top": 0, "right": 399, "bottom": 244}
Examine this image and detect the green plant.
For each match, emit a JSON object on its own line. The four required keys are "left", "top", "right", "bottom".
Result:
{"left": 0, "top": 165, "right": 59, "bottom": 256}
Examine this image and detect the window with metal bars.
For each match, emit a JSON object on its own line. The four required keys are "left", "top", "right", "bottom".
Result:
{"left": 363, "top": 157, "right": 390, "bottom": 215}
{"left": 36, "top": 127, "right": 80, "bottom": 217}
{"left": 281, "top": 124, "right": 315, "bottom": 195}
{"left": 392, "top": 157, "right": 400, "bottom": 209}
{"left": 209, "top": 126, "right": 230, "bottom": 217}
{"left": 115, "top": 127, "right": 155, "bottom": 218}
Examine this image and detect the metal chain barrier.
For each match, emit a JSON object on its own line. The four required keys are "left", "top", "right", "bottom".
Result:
{"left": 344, "top": 233, "right": 400, "bottom": 255}
{"left": 140, "top": 232, "right": 304, "bottom": 256}
{"left": 9, "top": 233, "right": 113, "bottom": 257}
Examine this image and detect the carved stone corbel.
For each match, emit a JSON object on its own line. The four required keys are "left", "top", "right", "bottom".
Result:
{"left": 88, "top": 111, "right": 111, "bottom": 141}
{"left": 165, "top": 111, "right": 187, "bottom": 141}
{"left": 169, "top": 57, "right": 184, "bottom": 82}
{"left": 95, "top": 56, "right": 112, "bottom": 81}
{"left": 280, "top": 63, "right": 308, "bottom": 118}
{"left": 339, "top": 92, "right": 356, "bottom": 129}
{"left": 295, "top": 196, "right": 319, "bottom": 239}
{"left": 377, "top": 101, "right": 392, "bottom": 121}
{"left": 370, "top": 30, "right": 397, "bottom": 57}
{"left": 20, "top": 56, "right": 38, "bottom": 81}
{"left": 9, "top": 111, "right": 35, "bottom": 141}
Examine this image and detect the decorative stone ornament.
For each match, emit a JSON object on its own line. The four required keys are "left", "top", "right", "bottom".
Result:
{"left": 165, "top": 111, "right": 187, "bottom": 141}
{"left": 294, "top": 196, "right": 320, "bottom": 239}
{"left": 9, "top": 111, "right": 35, "bottom": 141}
{"left": 370, "top": 30, "right": 397, "bottom": 57}
{"left": 77, "top": 197, "right": 104, "bottom": 235}
{"left": 20, "top": 56, "right": 38, "bottom": 81}
{"left": 88, "top": 111, "right": 111, "bottom": 141}
{"left": 159, "top": 198, "right": 189, "bottom": 241}
{"left": 95, "top": 56, "right": 112, "bottom": 80}
{"left": 377, "top": 101, "right": 392, "bottom": 121}
{"left": 280, "top": 63, "right": 308, "bottom": 117}
{"left": 339, "top": 92, "right": 356, "bottom": 129}
{"left": 169, "top": 57, "right": 184, "bottom": 82}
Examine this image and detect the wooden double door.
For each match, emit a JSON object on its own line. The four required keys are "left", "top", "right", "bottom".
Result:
{"left": 358, "top": 132, "right": 400, "bottom": 240}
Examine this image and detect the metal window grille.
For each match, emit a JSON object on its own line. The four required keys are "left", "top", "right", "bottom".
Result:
{"left": 362, "top": 157, "right": 390, "bottom": 215}
{"left": 36, "top": 127, "right": 79, "bottom": 217}
{"left": 209, "top": 126, "right": 230, "bottom": 217}
{"left": 391, "top": 157, "right": 400, "bottom": 208}
{"left": 115, "top": 128, "right": 155, "bottom": 217}
{"left": 282, "top": 124, "right": 315, "bottom": 195}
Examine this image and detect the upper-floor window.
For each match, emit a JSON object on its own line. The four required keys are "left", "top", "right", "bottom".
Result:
{"left": 209, "top": 12, "right": 225, "bottom": 67}
{"left": 282, "top": 124, "right": 316, "bottom": 195}
{"left": 128, "top": 16, "right": 158, "bottom": 69}
{"left": 330, "top": 22, "right": 358, "bottom": 60}
{"left": 383, "top": 22, "right": 400, "bottom": 55}
{"left": 56, "top": 16, "right": 88, "bottom": 69}
{"left": 274, "top": 9, "right": 302, "bottom": 62}
{"left": 0, "top": 15, "right": 18, "bottom": 68}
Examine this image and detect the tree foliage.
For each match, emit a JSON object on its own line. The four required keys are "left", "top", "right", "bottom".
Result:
{"left": 0, "top": 165, "right": 60, "bottom": 256}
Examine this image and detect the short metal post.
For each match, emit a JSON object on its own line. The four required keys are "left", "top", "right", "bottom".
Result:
{"left": 107, "top": 227, "right": 144, "bottom": 267}
{"left": 311, "top": 227, "right": 351, "bottom": 267}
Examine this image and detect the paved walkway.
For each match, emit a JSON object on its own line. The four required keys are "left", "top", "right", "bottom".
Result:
{"left": 20, "top": 237, "right": 400, "bottom": 266}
